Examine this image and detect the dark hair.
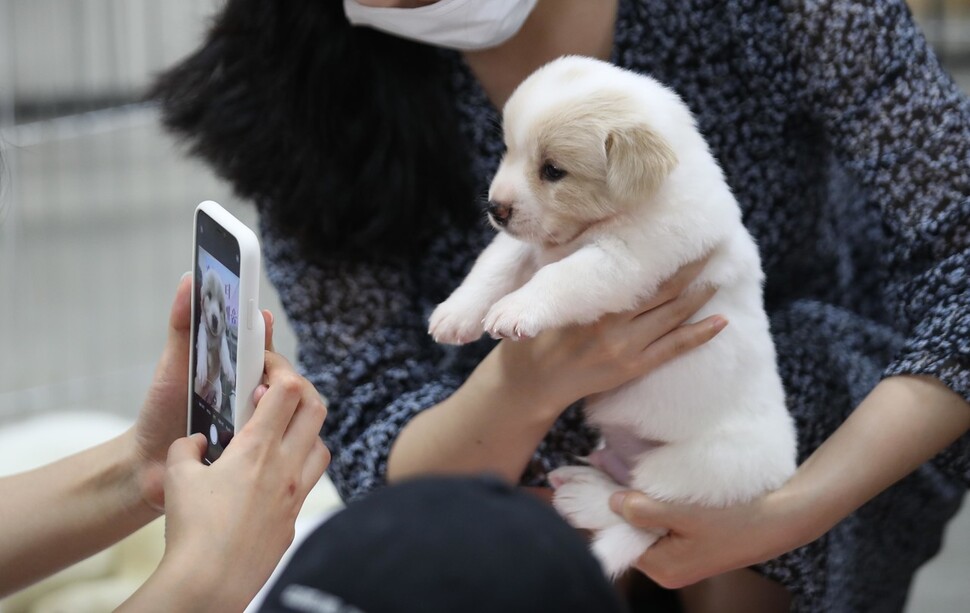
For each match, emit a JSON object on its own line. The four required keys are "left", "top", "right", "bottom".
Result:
{"left": 150, "top": 0, "right": 476, "bottom": 258}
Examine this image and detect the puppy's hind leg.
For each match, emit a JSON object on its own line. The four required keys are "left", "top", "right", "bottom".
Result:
{"left": 552, "top": 466, "right": 663, "bottom": 579}
{"left": 629, "top": 426, "right": 795, "bottom": 507}
{"left": 551, "top": 465, "right": 626, "bottom": 531}
{"left": 592, "top": 523, "right": 662, "bottom": 580}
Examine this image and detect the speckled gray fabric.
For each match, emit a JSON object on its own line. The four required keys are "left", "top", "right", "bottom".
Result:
{"left": 259, "top": 0, "right": 969, "bottom": 610}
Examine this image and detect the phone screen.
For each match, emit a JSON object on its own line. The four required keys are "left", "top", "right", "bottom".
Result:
{"left": 191, "top": 210, "right": 242, "bottom": 463}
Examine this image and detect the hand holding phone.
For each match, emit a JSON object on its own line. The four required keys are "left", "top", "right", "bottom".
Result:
{"left": 188, "top": 201, "right": 265, "bottom": 463}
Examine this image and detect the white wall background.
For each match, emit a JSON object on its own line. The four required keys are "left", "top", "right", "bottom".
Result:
{"left": 3, "top": 0, "right": 223, "bottom": 107}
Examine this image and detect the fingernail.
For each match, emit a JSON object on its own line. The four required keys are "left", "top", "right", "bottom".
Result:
{"left": 711, "top": 316, "right": 728, "bottom": 332}
{"left": 265, "top": 310, "right": 275, "bottom": 326}
{"left": 180, "top": 271, "right": 191, "bottom": 282}
{"left": 609, "top": 492, "right": 627, "bottom": 512}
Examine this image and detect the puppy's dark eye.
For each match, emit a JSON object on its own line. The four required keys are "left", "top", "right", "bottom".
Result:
{"left": 541, "top": 161, "right": 567, "bottom": 182}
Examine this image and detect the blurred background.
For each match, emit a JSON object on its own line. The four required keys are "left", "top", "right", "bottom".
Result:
{"left": 0, "top": 1, "right": 967, "bottom": 611}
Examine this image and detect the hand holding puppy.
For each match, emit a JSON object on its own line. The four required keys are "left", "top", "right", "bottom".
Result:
{"left": 393, "top": 258, "right": 723, "bottom": 485}
{"left": 607, "top": 488, "right": 789, "bottom": 589}
{"left": 492, "top": 258, "right": 725, "bottom": 410}
{"left": 607, "top": 374, "right": 970, "bottom": 589}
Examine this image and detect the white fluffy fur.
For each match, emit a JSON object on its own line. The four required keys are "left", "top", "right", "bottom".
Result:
{"left": 428, "top": 56, "right": 796, "bottom": 578}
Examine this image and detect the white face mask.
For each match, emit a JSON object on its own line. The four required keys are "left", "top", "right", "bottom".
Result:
{"left": 343, "top": 0, "right": 539, "bottom": 51}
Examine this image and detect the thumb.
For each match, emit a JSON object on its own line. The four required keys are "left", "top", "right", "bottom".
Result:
{"left": 167, "top": 433, "right": 207, "bottom": 467}
{"left": 610, "top": 491, "right": 675, "bottom": 531}
{"left": 169, "top": 272, "right": 193, "bottom": 336}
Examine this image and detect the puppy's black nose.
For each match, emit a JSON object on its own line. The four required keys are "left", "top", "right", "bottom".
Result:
{"left": 487, "top": 200, "right": 513, "bottom": 227}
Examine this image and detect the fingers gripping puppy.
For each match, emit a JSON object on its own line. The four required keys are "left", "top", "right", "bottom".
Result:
{"left": 428, "top": 56, "right": 796, "bottom": 578}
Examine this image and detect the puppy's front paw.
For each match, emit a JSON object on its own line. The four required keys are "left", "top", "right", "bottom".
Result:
{"left": 195, "top": 360, "right": 209, "bottom": 396}
{"left": 428, "top": 298, "right": 487, "bottom": 345}
{"left": 482, "top": 292, "right": 552, "bottom": 340}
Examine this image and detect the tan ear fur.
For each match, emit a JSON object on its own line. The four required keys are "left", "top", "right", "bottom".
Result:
{"left": 606, "top": 126, "right": 678, "bottom": 204}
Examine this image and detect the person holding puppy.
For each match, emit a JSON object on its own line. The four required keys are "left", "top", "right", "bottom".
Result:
{"left": 152, "top": 0, "right": 970, "bottom": 611}
{"left": 0, "top": 274, "right": 331, "bottom": 610}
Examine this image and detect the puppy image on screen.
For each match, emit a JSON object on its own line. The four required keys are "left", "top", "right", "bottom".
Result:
{"left": 429, "top": 56, "right": 796, "bottom": 577}
{"left": 195, "top": 266, "right": 236, "bottom": 417}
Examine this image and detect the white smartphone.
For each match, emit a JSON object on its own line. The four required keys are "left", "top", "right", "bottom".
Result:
{"left": 188, "top": 200, "right": 265, "bottom": 464}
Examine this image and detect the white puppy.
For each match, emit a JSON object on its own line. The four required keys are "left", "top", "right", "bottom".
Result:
{"left": 428, "top": 56, "right": 796, "bottom": 578}
{"left": 195, "top": 266, "right": 236, "bottom": 417}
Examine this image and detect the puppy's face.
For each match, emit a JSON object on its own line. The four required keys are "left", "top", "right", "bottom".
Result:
{"left": 488, "top": 63, "right": 677, "bottom": 246}
{"left": 200, "top": 268, "right": 227, "bottom": 339}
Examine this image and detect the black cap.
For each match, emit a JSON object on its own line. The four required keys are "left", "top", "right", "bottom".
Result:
{"left": 258, "top": 475, "right": 626, "bottom": 613}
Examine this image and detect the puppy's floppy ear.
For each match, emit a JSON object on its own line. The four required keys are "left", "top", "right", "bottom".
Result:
{"left": 605, "top": 125, "right": 677, "bottom": 204}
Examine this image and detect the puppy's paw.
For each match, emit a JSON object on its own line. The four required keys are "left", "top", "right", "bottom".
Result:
{"left": 428, "top": 298, "right": 487, "bottom": 345}
{"left": 549, "top": 465, "right": 603, "bottom": 489}
{"left": 482, "top": 292, "right": 552, "bottom": 340}
{"left": 551, "top": 466, "right": 625, "bottom": 531}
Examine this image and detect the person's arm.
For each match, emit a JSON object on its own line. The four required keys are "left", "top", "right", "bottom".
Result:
{"left": 388, "top": 260, "right": 726, "bottom": 483}
{"left": 0, "top": 275, "right": 197, "bottom": 596}
{"left": 118, "top": 352, "right": 329, "bottom": 612}
{"left": 0, "top": 429, "right": 161, "bottom": 597}
{"left": 610, "top": 374, "right": 970, "bottom": 588}
{"left": 0, "top": 274, "right": 329, "bottom": 605}
{"left": 780, "top": 0, "right": 970, "bottom": 397}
